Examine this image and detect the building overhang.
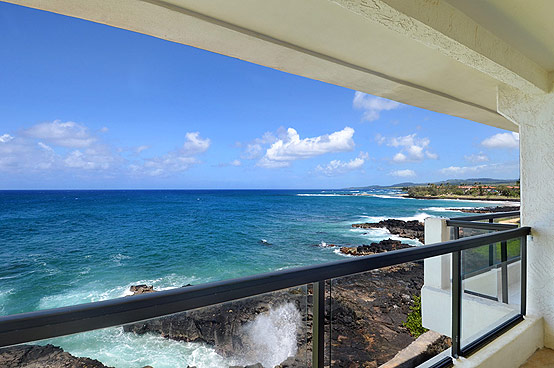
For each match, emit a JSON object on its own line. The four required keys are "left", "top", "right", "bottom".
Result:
{"left": 5, "top": 0, "right": 554, "bottom": 132}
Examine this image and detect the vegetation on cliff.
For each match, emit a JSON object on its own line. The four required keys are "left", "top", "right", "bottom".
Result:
{"left": 403, "top": 295, "right": 428, "bottom": 338}
{"left": 404, "top": 182, "right": 520, "bottom": 199}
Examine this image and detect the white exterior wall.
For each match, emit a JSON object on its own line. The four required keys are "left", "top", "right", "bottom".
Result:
{"left": 497, "top": 85, "right": 554, "bottom": 347}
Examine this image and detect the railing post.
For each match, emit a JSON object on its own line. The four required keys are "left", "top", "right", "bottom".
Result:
{"left": 451, "top": 227, "right": 462, "bottom": 358}
{"left": 312, "top": 281, "right": 325, "bottom": 368}
{"left": 500, "top": 241, "right": 508, "bottom": 304}
{"left": 488, "top": 218, "right": 495, "bottom": 267}
{"left": 521, "top": 235, "right": 527, "bottom": 315}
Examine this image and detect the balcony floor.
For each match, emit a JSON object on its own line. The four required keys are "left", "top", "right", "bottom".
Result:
{"left": 520, "top": 348, "right": 554, "bottom": 367}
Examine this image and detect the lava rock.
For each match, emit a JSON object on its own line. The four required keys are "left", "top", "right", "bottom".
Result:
{"left": 340, "top": 239, "right": 413, "bottom": 256}
{"left": 0, "top": 344, "right": 113, "bottom": 368}
{"left": 352, "top": 219, "right": 424, "bottom": 242}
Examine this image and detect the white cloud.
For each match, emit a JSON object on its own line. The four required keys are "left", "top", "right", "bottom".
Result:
{"left": 1, "top": 121, "right": 212, "bottom": 178}
{"left": 353, "top": 92, "right": 403, "bottom": 122}
{"left": 385, "top": 134, "right": 437, "bottom": 163}
{"left": 390, "top": 169, "right": 416, "bottom": 178}
{"left": 241, "top": 131, "right": 279, "bottom": 160}
{"left": 136, "top": 145, "right": 150, "bottom": 154}
{"left": 465, "top": 153, "right": 489, "bottom": 163}
{"left": 0, "top": 134, "right": 14, "bottom": 143}
{"left": 481, "top": 132, "right": 519, "bottom": 149}
{"left": 440, "top": 165, "right": 489, "bottom": 175}
{"left": 258, "top": 127, "right": 355, "bottom": 168}
{"left": 375, "top": 133, "right": 386, "bottom": 145}
{"left": 136, "top": 132, "right": 210, "bottom": 176}
{"left": 439, "top": 162, "right": 518, "bottom": 176}
{"left": 37, "top": 142, "right": 54, "bottom": 152}
{"left": 0, "top": 135, "right": 58, "bottom": 171}
{"left": 100, "top": 127, "right": 109, "bottom": 133}
{"left": 183, "top": 132, "right": 211, "bottom": 155}
{"left": 24, "top": 120, "right": 96, "bottom": 148}
{"left": 138, "top": 155, "right": 199, "bottom": 177}
{"left": 315, "top": 152, "right": 368, "bottom": 176}
{"left": 393, "top": 152, "right": 407, "bottom": 162}
{"left": 216, "top": 159, "right": 242, "bottom": 168}
{"left": 64, "top": 147, "right": 116, "bottom": 170}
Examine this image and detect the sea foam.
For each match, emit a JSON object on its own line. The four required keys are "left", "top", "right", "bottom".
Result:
{"left": 358, "top": 212, "right": 432, "bottom": 223}
{"left": 234, "top": 302, "right": 302, "bottom": 367}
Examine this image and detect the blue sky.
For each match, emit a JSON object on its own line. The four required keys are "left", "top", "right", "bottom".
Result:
{"left": 0, "top": 2, "right": 520, "bottom": 189}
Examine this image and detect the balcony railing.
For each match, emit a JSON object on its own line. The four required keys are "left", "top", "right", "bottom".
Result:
{"left": 0, "top": 214, "right": 529, "bottom": 368}
{"left": 445, "top": 211, "right": 524, "bottom": 359}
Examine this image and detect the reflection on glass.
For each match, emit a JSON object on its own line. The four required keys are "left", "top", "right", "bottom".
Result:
{"left": 460, "top": 238, "right": 521, "bottom": 348}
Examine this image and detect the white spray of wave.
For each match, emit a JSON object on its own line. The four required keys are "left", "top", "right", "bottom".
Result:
{"left": 39, "top": 274, "right": 199, "bottom": 309}
{"left": 110, "top": 253, "right": 131, "bottom": 266}
{"left": 420, "top": 207, "right": 474, "bottom": 213}
{"left": 296, "top": 193, "right": 343, "bottom": 197}
{"left": 369, "top": 194, "right": 405, "bottom": 199}
{"left": 333, "top": 248, "right": 354, "bottom": 257}
{"left": 0, "top": 289, "right": 14, "bottom": 314}
{"left": 358, "top": 212, "right": 432, "bottom": 223}
{"left": 48, "top": 327, "right": 230, "bottom": 368}
{"left": 234, "top": 303, "right": 302, "bottom": 367}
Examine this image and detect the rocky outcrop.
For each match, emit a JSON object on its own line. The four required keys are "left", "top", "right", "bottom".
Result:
{"left": 0, "top": 344, "right": 112, "bottom": 368}
{"left": 123, "top": 261, "right": 427, "bottom": 368}
{"left": 340, "top": 239, "right": 413, "bottom": 256}
{"left": 328, "top": 262, "right": 425, "bottom": 367}
{"left": 449, "top": 205, "right": 520, "bottom": 214}
{"left": 353, "top": 219, "right": 425, "bottom": 243}
{"left": 124, "top": 287, "right": 308, "bottom": 366}
{"left": 129, "top": 284, "right": 155, "bottom": 295}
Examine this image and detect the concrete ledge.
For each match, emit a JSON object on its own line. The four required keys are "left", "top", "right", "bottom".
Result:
{"left": 453, "top": 316, "right": 543, "bottom": 368}
{"left": 379, "top": 330, "right": 448, "bottom": 368}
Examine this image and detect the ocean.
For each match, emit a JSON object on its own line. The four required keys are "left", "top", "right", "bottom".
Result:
{"left": 0, "top": 189, "right": 507, "bottom": 367}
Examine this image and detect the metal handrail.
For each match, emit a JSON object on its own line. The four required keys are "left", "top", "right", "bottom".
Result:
{"left": 446, "top": 219, "right": 517, "bottom": 231}
{"left": 449, "top": 211, "right": 520, "bottom": 222}
{"left": 0, "top": 226, "right": 530, "bottom": 352}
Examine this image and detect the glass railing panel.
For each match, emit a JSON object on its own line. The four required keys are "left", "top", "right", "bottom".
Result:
{"left": 460, "top": 238, "right": 521, "bottom": 350}
{"left": 0, "top": 285, "right": 309, "bottom": 368}
{"left": 329, "top": 263, "right": 451, "bottom": 368}
{"left": 453, "top": 225, "right": 520, "bottom": 278}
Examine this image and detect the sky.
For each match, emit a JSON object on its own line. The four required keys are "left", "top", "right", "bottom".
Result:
{"left": 0, "top": 2, "right": 520, "bottom": 189}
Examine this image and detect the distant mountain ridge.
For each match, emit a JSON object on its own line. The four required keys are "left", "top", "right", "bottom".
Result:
{"left": 343, "top": 178, "right": 519, "bottom": 190}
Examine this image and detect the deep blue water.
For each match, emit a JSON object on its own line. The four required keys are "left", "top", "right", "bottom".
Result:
{"left": 0, "top": 189, "right": 500, "bottom": 367}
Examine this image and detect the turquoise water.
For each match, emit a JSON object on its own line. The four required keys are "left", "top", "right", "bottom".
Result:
{"left": 0, "top": 189, "right": 502, "bottom": 367}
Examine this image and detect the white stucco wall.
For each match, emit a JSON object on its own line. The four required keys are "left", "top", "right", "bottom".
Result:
{"left": 497, "top": 85, "right": 554, "bottom": 347}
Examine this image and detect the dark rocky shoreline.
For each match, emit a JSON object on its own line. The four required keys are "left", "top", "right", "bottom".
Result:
{"left": 447, "top": 205, "right": 520, "bottom": 214}
{"left": 340, "top": 239, "right": 413, "bottom": 256}
{"left": 121, "top": 260, "right": 447, "bottom": 368}
{"left": 352, "top": 219, "right": 424, "bottom": 243}
{"left": 0, "top": 344, "right": 113, "bottom": 368}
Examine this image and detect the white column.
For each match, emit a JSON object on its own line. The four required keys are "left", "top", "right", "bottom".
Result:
{"left": 422, "top": 217, "right": 452, "bottom": 335}
{"left": 497, "top": 84, "right": 554, "bottom": 347}
{"left": 424, "top": 217, "right": 451, "bottom": 289}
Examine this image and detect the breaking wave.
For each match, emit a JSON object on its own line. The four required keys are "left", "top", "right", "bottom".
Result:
{"left": 358, "top": 212, "right": 432, "bottom": 223}
{"left": 234, "top": 302, "right": 302, "bottom": 367}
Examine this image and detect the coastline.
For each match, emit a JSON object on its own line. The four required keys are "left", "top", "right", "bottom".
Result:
{"left": 400, "top": 193, "right": 520, "bottom": 203}
{"left": 1, "top": 189, "right": 507, "bottom": 367}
